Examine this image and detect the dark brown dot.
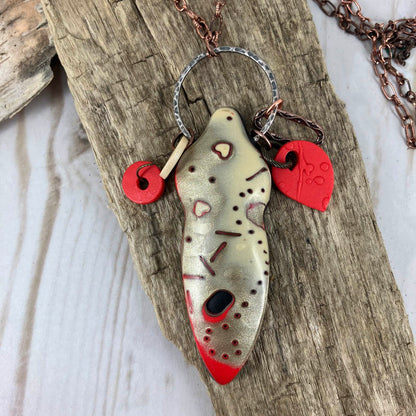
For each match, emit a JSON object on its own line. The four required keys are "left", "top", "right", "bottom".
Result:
{"left": 209, "top": 349, "right": 216, "bottom": 355}
{"left": 264, "top": 271, "right": 269, "bottom": 276}
{"left": 257, "top": 280, "right": 262, "bottom": 285}
{"left": 265, "top": 261, "right": 269, "bottom": 265}
{"left": 236, "top": 220, "right": 242, "bottom": 225}
{"left": 261, "top": 188, "right": 265, "bottom": 193}
{"left": 234, "top": 313, "right": 241, "bottom": 319}
{"left": 247, "top": 189, "right": 253, "bottom": 194}
{"left": 189, "top": 166, "right": 195, "bottom": 172}
{"left": 185, "top": 236, "right": 192, "bottom": 243}
{"left": 258, "top": 240, "right": 263, "bottom": 244}
{"left": 242, "top": 301, "right": 248, "bottom": 308}
{"left": 209, "top": 176, "right": 216, "bottom": 183}
{"left": 232, "top": 340, "right": 239, "bottom": 346}
{"left": 203, "top": 336, "right": 210, "bottom": 342}
{"left": 227, "top": 116, "right": 233, "bottom": 121}
{"left": 239, "top": 192, "right": 245, "bottom": 197}
{"left": 235, "top": 350, "right": 242, "bottom": 355}
{"left": 263, "top": 250, "right": 268, "bottom": 254}
{"left": 250, "top": 289, "right": 257, "bottom": 295}
{"left": 222, "top": 323, "right": 229, "bottom": 330}
{"left": 233, "top": 206, "right": 239, "bottom": 211}
{"left": 222, "top": 353, "right": 229, "bottom": 359}
{"left": 206, "top": 328, "right": 212, "bottom": 334}
{"left": 248, "top": 230, "right": 254, "bottom": 234}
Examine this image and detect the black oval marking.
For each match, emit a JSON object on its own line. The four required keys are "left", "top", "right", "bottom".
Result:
{"left": 205, "top": 290, "right": 234, "bottom": 316}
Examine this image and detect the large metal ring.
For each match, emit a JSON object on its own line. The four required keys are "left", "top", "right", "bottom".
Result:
{"left": 173, "top": 46, "right": 279, "bottom": 139}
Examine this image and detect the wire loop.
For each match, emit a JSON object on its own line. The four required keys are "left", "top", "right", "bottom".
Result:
{"left": 173, "top": 46, "right": 279, "bottom": 139}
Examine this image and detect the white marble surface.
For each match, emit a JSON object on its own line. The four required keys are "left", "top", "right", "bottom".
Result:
{"left": 0, "top": 1, "right": 415, "bottom": 415}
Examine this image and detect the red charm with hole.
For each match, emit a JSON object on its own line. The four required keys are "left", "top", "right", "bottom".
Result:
{"left": 122, "top": 161, "right": 165, "bottom": 204}
{"left": 272, "top": 140, "right": 334, "bottom": 212}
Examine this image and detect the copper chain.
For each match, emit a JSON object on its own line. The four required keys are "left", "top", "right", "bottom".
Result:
{"left": 253, "top": 100, "right": 326, "bottom": 168}
{"left": 171, "top": 0, "right": 227, "bottom": 56}
{"left": 170, "top": 1, "right": 326, "bottom": 167}
{"left": 171, "top": 1, "right": 415, "bottom": 148}
{"left": 313, "top": 0, "right": 416, "bottom": 148}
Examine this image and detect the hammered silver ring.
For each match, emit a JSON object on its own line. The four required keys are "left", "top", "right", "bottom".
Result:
{"left": 173, "top": 46, "right": 279, "bottom": 139}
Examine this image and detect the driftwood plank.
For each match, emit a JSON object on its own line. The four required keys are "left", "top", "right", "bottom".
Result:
{"left": 41, "top": 0, "right": 416, "bottom": 414}
{"left": 0, "top": 0, "right": 55, "bottom": 122}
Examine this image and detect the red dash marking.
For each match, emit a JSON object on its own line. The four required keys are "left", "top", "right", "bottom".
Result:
{"left": 210, "top": 242, "right": 227, "bottom": 262}
{"left": 246, "top": 167, "right": 268, "bottom": 181}
{"left": 186, "top": 290, "right": 193, "bottom": 314}
{"left": 199, "top": 256, "right": 215, "bottom": 276}
{"left": 215, "top": 231, "right": 242, "bottom": 237}
{"left": 183, "top": 274, "right": 205, "bottom": 280}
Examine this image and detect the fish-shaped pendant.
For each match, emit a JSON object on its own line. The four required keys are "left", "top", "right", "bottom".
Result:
{"left": 175, "top": 108, "right": 271, "bottom": 384}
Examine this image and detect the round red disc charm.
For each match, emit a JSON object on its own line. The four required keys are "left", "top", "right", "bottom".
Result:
{"left": 122, "top": 161, "right": 165, "bottom": 204}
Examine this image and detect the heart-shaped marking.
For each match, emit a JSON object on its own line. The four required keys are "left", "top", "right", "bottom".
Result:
{"left": 212, "top": 142, "right": 233, "bottom": 160}
{"left": 193, "top": 200, "right": 211, "bottom": 217}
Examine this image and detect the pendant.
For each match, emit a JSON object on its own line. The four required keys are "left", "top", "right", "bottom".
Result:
{"left": 170, "top": 47, "right": 280, "bottom": 384}
{"left": 175, "top": 108, "right": 271, "bottom": 384}
{"left": 121, "top": 46, "right": 332, "bottom": 384}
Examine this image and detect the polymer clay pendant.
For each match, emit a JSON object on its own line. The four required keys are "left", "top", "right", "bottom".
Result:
{"left": 175, "top": 108, "right": 271, "bottom": 384}
{"left": 122, "top": 46, "right": 333, "bottom": 385}
{"left": 171, "top": 47, "right": 280, "bottom": 384}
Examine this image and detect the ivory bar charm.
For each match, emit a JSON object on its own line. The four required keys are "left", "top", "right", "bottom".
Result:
{"left": 175, "top": 108, "right": 271, "bottom": 384}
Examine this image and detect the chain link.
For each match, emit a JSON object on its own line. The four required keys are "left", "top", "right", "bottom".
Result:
{"left": 252, "top": 100, "right": 325, "bottom": 169}
{"left": 171, "top": 1, "right": 416, "bottom": 148}
{"left": 313, "top": 0, "right": 416, "bottom": 148}
{"left": 171, "top": 0, "right": 227, "bottom": 56}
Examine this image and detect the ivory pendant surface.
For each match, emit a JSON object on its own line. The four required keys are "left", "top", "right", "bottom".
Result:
{"left": 175, "top": 108, "right": 271, "bottom": 384}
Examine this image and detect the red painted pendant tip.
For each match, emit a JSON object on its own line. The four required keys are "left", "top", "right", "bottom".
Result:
{"left": 271, "top": 140, "right": 334, "bottom": 212}
{"left": 196, "top": 339, "right": 241, "bottom": 385}
{"left": 122, "top": 161, "right": 165, "bottom": 204}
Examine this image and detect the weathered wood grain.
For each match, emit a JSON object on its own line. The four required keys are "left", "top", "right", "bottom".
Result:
{"left": 0, "top": 0, "right": 55, "bottom": 122}
{"left": 40, "top": 0, "right": 416, "bottom": 414}
{"left": 0, "top": 70, "right": 214, "bottom": 416}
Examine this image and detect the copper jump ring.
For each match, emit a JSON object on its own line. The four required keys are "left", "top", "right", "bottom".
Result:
{"left": 252, "top": 129, "right": 272, "bottom": 150}
{"left": 264, "top": 99, "right": 284, "bottom": 118}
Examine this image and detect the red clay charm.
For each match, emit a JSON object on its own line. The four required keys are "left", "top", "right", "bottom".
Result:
{"left": 272, "top": 140, "right": 334, "bottom": 212}
{"left": 122, "top": 161, "right": 165, "bottom": 204}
